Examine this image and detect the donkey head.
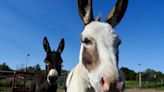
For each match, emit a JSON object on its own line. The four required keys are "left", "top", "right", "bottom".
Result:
{"left": 43, "top": 37, "right": 65, "bottom": 85}
{"left": 78, "top": 0, "right": 128, "bottom": 91}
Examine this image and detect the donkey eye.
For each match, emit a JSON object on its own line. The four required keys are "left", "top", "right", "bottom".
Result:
{"left": 82, "top": 38, "right": 92, "bottom": 45}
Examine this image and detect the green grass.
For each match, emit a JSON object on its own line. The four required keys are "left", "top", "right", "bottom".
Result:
{"left": 125, "top": 80, "right": 164, "bottom": 90}
{"left": 125, "top": 81, "right": 139, "bottom": 88}
{"left": 0, "top": 86, "right": 11, "bottom": 92}
{"left": 1, "top": 79, "right": 163, "bottom": 91}
{"left": 157, "top": 86, "right": 164, "bottom": 90}
{"left": 0, "top": 79, "right": 32, "bottom": 92}
{"left": 0, "top": 79, "right": 12, "bottom": 87}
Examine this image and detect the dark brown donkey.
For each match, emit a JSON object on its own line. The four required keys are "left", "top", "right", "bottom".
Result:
{"left": 31, "top": 37, "right": 65, "bottom": 92}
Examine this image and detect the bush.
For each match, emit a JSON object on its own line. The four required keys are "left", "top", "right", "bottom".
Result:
{"left": 0, "top": 79, "right": 12, "bottom": 87}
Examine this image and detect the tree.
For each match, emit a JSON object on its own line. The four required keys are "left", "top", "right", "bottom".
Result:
{"left": 17, "top": 64, "right": 41, "bottom": 72}
{"left": 142, "top": 68, "right": 164, "bottom": 82}
{"left": 120, "top": 67, "right": 136, "bottom": 80}
{"left": 27, "top": 64, "right": 41, "bottom": 72}
{"left": 34, "top": 64, "right": 41, "bottom": 72}
{"left": 0, "top": 62, "right": 12, "bottom": 71}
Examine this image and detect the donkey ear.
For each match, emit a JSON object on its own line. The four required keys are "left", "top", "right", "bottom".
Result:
{"left": 105, "top": 0, "right": 128, "bottom": 28}
{"left": 78, "top": 0, "right": 94, "bottom": 25}
{"left": 43, "top": 37, "right": 51, "bottom": 53}
{"left": 57, "top": 38, "right": 65, "bottom": 54}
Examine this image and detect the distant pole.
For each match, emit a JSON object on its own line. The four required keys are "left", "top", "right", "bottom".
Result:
{"left": 138, "top": 64, "right": 142, "bottom": 88}
{"left": 161, "top": 79, "right": 163, "bottom": 85}
{"left": 154, "top": 75, "right": 157, "bottom": 84}
{"left": 25, "top": 54, "right": 30, "bottom": 72}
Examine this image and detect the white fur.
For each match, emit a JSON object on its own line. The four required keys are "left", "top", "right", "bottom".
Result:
{"left": 47, "top": 69, "right": 58, "bottom": 84}
{"left": 66, "top": 21, "right": 121, "bottom": 92}
{"left": 81, "top": 21, "right": 119, "bottom": 91}
{"left": 66, "top": 64, "right": 91, "bottom": 92}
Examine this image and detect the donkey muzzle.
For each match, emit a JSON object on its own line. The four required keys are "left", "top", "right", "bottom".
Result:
{"left": 47, "top": 69, "right": 58, "bottom": 84}
{"left": 100, "top": 78, "right": 122, "bottom": 92}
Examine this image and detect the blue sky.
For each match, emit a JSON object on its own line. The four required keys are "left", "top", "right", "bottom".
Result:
{"left": 0, "top": 0, "right": 163, "bottom": 73}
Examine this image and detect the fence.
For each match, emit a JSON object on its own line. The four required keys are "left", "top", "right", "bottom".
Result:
{"left": 0, "top": 70, "right": 36, "bottom": 92}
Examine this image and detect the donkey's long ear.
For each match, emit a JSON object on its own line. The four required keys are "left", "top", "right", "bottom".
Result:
{"left": 43, "top": 37, "right": 51, "bottom": 53}
{"left": 57, "top": 38, "right": 65, "bottom": 54}
{"left": 105, "top": 0, "right": 128, "bottom": 28}
{"left": 78, "top": 0, "right": 94, "bottom": 25}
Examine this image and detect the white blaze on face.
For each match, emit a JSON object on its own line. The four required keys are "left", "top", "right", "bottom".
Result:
{"left": 80, "top": 21, "right": 120, "bottom": 91}
{"left": 47, "top": 69, "right": 58, "bottom": 84}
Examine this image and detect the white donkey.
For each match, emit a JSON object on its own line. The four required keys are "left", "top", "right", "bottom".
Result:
{"left": 66, "top": 0, "right": 128, "bottom": 92}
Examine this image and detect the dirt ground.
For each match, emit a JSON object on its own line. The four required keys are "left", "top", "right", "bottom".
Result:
{"left": 126, "top": 88, "right": 164, "bottom": 92}
{"left": 57, "top": 89, "right": 164, "bottom": 92}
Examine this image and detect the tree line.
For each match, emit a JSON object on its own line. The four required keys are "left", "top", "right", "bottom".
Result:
{"left": 0, "top": 62, "right": 41, "bottom": 72}
{"left": 0, "top": 62, "right": 164, "bottom": 82}
{"left": 120, "top": 67, "right": 164, "bottom": 82}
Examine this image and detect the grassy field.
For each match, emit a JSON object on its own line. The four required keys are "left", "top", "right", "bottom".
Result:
{"left": 1, "top": 79, "right": 164, "bottom": 92}
{"left": 126, "top": 88, "right": 164, "bottom": 92}
{"left": 1, "top": 87, "right": 164, "bottom": 92}
{"left": 126, "top": 81, "right": 164, "bottom": 89}
{"left": 0, "top": 87, "right": 11, "bottom": 92}
{"left": 125, "top": 81, "right": 164, "bottom": 92}
{"left": 126, "top": 81, "right": 139, "bottom": 88}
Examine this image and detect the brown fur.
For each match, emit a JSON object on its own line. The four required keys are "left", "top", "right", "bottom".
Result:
{"left": 82, "top": 43, "right": 100, "bottom": 72}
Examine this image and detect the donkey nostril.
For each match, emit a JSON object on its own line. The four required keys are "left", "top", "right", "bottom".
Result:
{"left": 100, "top": 78, "right": 104, "bottom": 86}
{"left": 100, "top": 78, "right": 110, "bottom": 92}
{"left": 49, "top": 76, "right": 57, "bottom": 82}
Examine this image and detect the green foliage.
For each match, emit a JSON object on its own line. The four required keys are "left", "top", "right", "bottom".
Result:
{"left": 58, "top": 69, "right": 69, "bottom": 88}
{"left": 0, "top": 62, "right": 12, "bottom": 71}
{"left": 125, "top": 81, "right": 138, "bottom": 88}
{"left": 136, "top": 68, "right": 164, "bottom": 82}
{"left": 0, "top": 79, "right": 12, "bottom": 87}
{"left": 27, "top": 64, "right": 41, "bottom": 72}
{"left": 17, "top": 64, "right": 42, "bottom": 72}
{"left": 120, "top": 67, "right": 137, "bottom": 80}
